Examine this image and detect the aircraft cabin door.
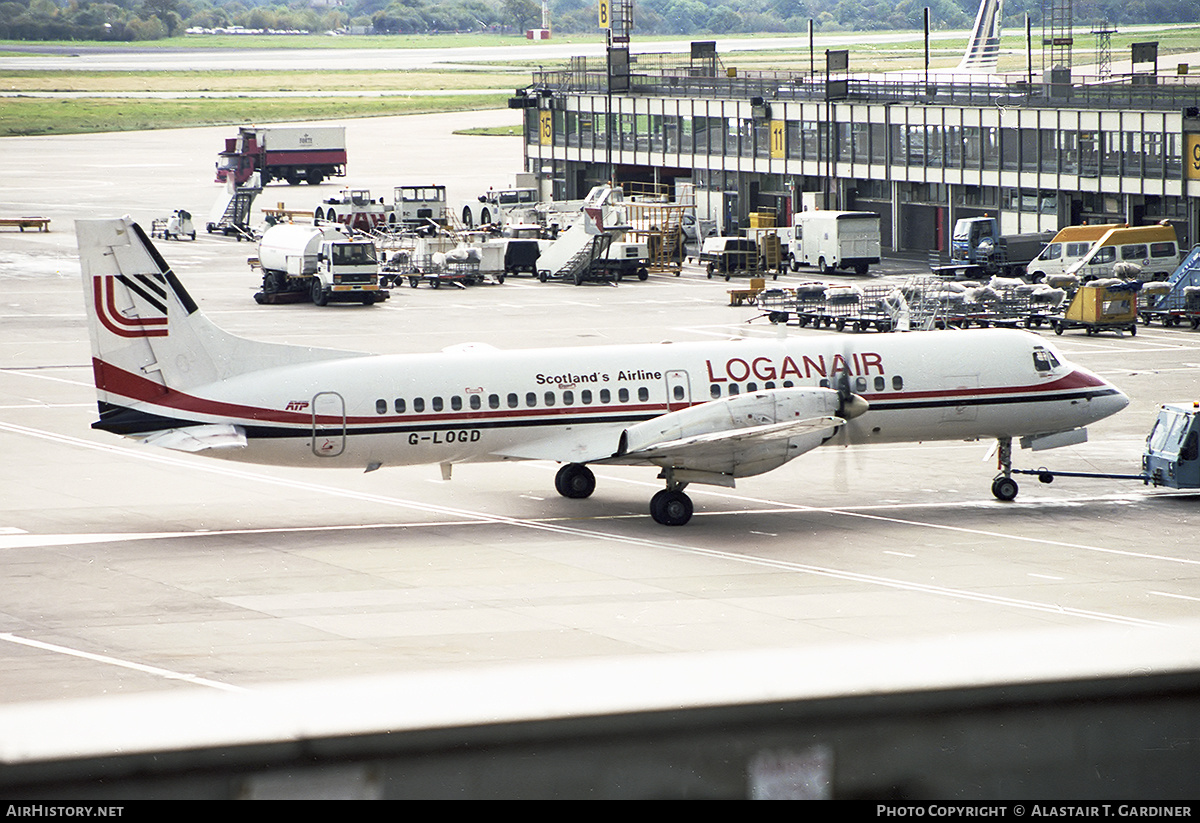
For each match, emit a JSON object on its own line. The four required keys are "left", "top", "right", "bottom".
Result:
{"left": 312, "top": 391, "right": 346, "bottom": 458}
{"left": 665, "top": 370, "right": 691, "bottom": 411}
{"left": 940, "top": 376, "right": 979, "bottom": 424}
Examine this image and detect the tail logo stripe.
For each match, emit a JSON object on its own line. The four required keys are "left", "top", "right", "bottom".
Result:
{"left": 95, "top": 275, "right": 169, "bottom": 339}
{"left": 130, "top": 273, "right": 168, "bottom": 301}
{"left": 117, "top": 273, "right": 169, "bottom": 314}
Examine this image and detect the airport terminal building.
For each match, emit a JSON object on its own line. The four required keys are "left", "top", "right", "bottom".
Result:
{"left": 513, "top": 41, "right": 1200, "bottom": 253}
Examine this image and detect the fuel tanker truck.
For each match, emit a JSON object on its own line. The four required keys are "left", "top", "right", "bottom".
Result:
{"left": 253, "top": 223, "right": 387, "bottom": 306}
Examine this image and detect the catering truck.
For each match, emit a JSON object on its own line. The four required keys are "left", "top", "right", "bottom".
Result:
{"left": 216, "top": 125, "right": 347, "bottom": 187}
{"left": 253, "top": 224, "right": 387, "bottom": 306}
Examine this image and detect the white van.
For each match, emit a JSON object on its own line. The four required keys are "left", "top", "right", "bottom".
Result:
{"left": 787, "top": 211, "right": 881, "bottom": 275}
{"left": 1027, "top": 223, "right": 1125, "bottom": 282}
{"left": 1067, "top": 223, "right": 1182, "bottom": 283}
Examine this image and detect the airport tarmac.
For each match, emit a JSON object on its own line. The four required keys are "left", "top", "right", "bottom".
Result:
{"left": 1, "top": 113, "right": 1199, "bottom": 713}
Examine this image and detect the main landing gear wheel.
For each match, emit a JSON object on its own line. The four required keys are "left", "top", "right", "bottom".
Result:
{"left": 554, "top": 463, "right": 595, "bottom": 499}
{"left": 650, "top": 489, "right": 693, "bottom": 526}
{"left": 991, "top": 475, "right": 1019, "bottom": 501}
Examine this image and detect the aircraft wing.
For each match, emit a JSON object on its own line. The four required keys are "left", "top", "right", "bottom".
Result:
{"left": 496, "top": 388, "right": 867, "bottom": 485}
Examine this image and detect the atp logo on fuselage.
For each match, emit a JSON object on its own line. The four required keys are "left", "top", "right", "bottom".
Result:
{"left": 94, "top": 273, "right": 169, "bottom": 339}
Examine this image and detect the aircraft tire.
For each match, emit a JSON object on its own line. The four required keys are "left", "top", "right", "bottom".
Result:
{"left": 555, "top": 463, "right": 595, "bottom": 499}
{"left": 650, "top": 489, "right": 693, "bottom": 526}
{"left": 991, "top": 475, "right": 1019, "bottom": 502}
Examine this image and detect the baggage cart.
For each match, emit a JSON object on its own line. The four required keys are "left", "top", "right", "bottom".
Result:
{"left": 1052, "top": 281, "right": 1139, "bottom": 336}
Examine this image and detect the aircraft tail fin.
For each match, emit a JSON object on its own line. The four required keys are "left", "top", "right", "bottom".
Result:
{"left": 956, "top": 0, "right": 1003, "bottom": 73}
{"left": 77, "top": 216, "right": 363, "bottom": 433}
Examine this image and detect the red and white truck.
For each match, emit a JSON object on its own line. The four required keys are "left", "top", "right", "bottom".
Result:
{"left": 215, "top": 125, "right": 347, "bottom": 187}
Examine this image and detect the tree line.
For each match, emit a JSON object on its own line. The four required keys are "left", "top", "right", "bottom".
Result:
{"left": 0, "top": 0, "right": 1195, "bottom": 43}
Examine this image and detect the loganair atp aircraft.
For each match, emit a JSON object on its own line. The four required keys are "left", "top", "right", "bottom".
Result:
{"left": 79, "top": 216, "right": 1128, "bottom": 526}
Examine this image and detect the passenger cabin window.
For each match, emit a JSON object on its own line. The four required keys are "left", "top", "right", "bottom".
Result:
{"left": 395, "top": 399, "right": 406, "bottom": 414}
{"left": 451, "top": 396, "right": 462, "bottom": 411}
{"left": 1151, "top": 242, "right": 1177, "bottom": 258}
{"left": 600, "top": 389, "right": 611, "bottom": 403}
{"left": 526, "top": 392, "right": 537, "bottom": 407}
{"left": 413, "top": 398, "right": 425, "bottom": 413}
{"left": 376, "top": 399, "right": 387, "bottom": 414}
{"left": 618, "top": 388, "right": 630, "bottom": 403}
{"left": 563, "top": 390, "right": 574, "bottom": 405}
{"left": 507, "top": 393, "right": 518, "bottom": 409}
{"left": 581, "top": 390, "right": 593, "bottom": 404}
{"left": 1121, "top": 244, "right": 1148, "bottom": 260}
{"left": 638, "top": 387, "right": 649, "bottom": 402}
{"left": 469, "top": 395, "right": 481, "bottom": 410}
{"left": 892, "top": 376, "right": 904, "bottom": 390}
{"left": 432, "top": 397, "right": 443, "bottom": 412}
{"left": 489, "top": 394, "right": 499, "bottom": 410}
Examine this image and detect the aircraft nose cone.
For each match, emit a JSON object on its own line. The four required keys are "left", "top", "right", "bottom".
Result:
{"left": 1109, "top": 386, "right": 1131, "bottom": 414}
{"left": 842, "top": 394, "right": 870, "bottom": 420}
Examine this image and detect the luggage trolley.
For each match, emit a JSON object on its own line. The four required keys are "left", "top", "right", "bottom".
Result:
{"left": 1052, "top": 280, "right": 1140, "bottom": 336}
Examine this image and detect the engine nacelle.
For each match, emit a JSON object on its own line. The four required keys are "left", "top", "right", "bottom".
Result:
{"left": 618, "top": 388, "right": 844, "bottom": 458}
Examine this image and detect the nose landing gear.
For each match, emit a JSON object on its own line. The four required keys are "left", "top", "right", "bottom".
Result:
{"left": 991, "top": 436, "right": 1019, "bottom": 501}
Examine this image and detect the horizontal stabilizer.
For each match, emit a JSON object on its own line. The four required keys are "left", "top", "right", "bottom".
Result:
{"left": 135, "top": 424, "right": 247, "bottom": 453}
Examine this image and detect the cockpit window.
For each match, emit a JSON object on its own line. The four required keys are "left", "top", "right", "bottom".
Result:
{"left": 1033, "top": 349, "right": 1060, "bottom": 373}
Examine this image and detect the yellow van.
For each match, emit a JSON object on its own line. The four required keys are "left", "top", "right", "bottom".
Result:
{"left": 1027, "top": 223, "right": 1125, "bottom": 282}
{"left": 1068, "top": 222, "right": 1182, "bottom": 283}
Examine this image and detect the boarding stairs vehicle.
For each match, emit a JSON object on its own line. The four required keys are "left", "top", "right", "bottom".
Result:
{"left": 535, "top": 186, "right": 637, "bottom": 285}
{"left": 1138, "top": 246, "right": 1200, "bottom": 328}
{"left": 205, "top": 176, "right": 261, "bottom": 241}
{"left": 537, "top": 232, "right": 616, "bottom": 285}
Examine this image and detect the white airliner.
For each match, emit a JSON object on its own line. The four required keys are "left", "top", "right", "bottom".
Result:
{"left": 78, "top": 216, "right": 1128, "bottom": 526}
